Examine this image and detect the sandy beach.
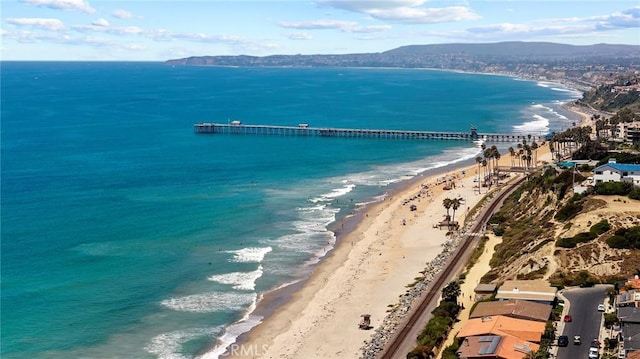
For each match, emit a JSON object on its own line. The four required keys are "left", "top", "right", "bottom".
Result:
{"left": 217, "top": 102, "right": 594, "bottom": 359}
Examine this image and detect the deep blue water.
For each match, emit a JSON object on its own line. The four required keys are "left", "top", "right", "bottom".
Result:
{"left": 0, "top": 62, "right": 580, "bottom": 358}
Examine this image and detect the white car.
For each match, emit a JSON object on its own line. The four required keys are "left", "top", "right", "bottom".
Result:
{"left": 598, "top": 304, "right": 606, "bottom": 312}
{"left": 589, "top": 347, "right": 599, "bottom": 359}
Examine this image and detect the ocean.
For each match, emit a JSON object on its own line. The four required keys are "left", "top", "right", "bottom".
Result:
{"left": 0, "top": 62, "right": 581, "bottom": 358}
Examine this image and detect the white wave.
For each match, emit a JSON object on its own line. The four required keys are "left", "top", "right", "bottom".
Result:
{"left": 145, "top": 326, "right": 223, "bottom": 359}
{"left": 309, "top": 182, "right": 356, "bottom": 203}
{"left": 226, "top": 247, "right": 272, "bottom": 263}
{"left": 208, "top": 266, "right": 264, "bottom": 291}
{"left": 513, "top": 114, "right": 550, "bottom": 134}
{"left": 199, "top": 306, "right": 264, "bottom": 359}
{"left": 536, "top": 81, "right": 551, "bottom": 88}
{"left": 161, "top": 292, "right": 257, "bottom": 313}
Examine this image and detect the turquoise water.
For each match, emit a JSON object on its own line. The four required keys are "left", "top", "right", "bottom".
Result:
{"left": 1, "top": 62, "right": 580, "bottom": 358}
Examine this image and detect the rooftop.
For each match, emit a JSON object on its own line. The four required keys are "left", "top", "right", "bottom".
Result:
{"left": 456, "top": 315, "right": 546, "bottom": 343}
{"left": 495, "top": 280, "right": 557, "bottom": 302}
{"left": 594, "top": 162, "right": 640, "bottom": 172}
{"left": 469, "top": 299, "right": 552, "bottom": 322}
{"left": 474, "top": 283, "right": 498, "bottom": 293}
{"left": 456, "top": 334, "right": 539, "bottom": 359}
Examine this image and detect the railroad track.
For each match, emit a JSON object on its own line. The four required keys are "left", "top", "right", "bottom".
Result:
{"left": 379, "top": 177, "right": 525, "bottom": 359}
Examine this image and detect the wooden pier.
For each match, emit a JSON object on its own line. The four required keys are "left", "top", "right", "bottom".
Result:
{"left": 193, "top": 122, "right": 540, "bottom": 143}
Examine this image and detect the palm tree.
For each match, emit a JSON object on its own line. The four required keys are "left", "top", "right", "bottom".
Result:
{"left": 481, "top": 159, "right": 487, "bottom": 189}
{"left": 450, "top": 198, "right": 461, "bottom": 226}
{"left": 442, "top": 198, "right": 452, "bottom": 221}
{"left": 490, "top": 146, "right": 500, "bottom": 185}
{"left": 531, "top": 141, "right": 539, "bottom": 167}
{"left": 475, "top": 156, "right": 483, "bottom": 194}
{"left": 508, "top": 147, "right": 515, "bottom": 167}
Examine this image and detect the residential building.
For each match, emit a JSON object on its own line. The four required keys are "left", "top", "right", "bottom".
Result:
{"left": 474, "top": 283, "right": 497, "bottom": 301}
{"left": 618, "top": 307, "right": 640, "bottom": 357}
{"left": 495, "top": 280, "right": 558, "bottom": 305}
{"left": 469, "top": 299, "right": 552, "bottom": 322}
{"left": 618, "top": 121, "right": 640, "bottom": 144}
{"left": 593, "top": 159, "right": 640, "bottom": 187}
{"left": 456, "top": 334, "right": 538, "bottom": 359}
{"left": 456, "top": 315, "right": 546, "bottom": 343}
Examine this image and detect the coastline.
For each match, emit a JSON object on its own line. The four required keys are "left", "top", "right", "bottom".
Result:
{"left": 212, "top": 154, "right": 500, "bottom": 358}
{"left": 204, "top": 79, "right": 597, "bottom": 359}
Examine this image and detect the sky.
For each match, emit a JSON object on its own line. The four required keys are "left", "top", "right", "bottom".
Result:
{"left": 1, "top": 0, "right": 639, "bottom": 61}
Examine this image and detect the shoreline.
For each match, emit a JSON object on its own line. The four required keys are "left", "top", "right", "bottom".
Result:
{"left": 212, "top": 154, "right": 496, "bottom": 358}
{"left": 203, "top": 79, "right": 597, "bottom": 359}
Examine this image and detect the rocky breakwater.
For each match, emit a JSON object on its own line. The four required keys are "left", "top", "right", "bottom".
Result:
{"left": 359, "top": 231, "right": 464, "bottom": 359}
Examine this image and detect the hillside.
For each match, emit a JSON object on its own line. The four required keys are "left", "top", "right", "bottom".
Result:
{"left": 481, "top": 165, "right": 640, "bottom": 287}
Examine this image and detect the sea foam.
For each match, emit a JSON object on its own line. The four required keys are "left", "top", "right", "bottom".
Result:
{"left": 226, "top": 247, "right": 272, "bottom": 263}
{"left": 145, "top": 326, "right": 223, "bottom": 359}
{"left": 208, "top": 266, "right": 264, "bottom": 291}
{"left": 161, "top": 292, "right": 257, "bottom": 313}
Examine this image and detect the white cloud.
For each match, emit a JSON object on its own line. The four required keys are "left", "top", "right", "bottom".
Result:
{"left": 112, "top": 9, "right": 134, "bottom": 19}
{"left": 6, "top": 17, "right": 65, "bottom": 31}
{"left": 459, "top": 6, "right": 640, "bottom": 41}
{"left": 316, "top": 0, "right": 480, "bottom": 23}
{"left": 279, "top": 19, "right": 358, "bottom": 31}
{"left": 21, "top": 0, "right": 96, "bottom": 14}
{"left": 350, "top": 25, "right": 392, "bottom": 33}
{"left": 370, "top": 6, "right": 480, "bottom": 23}
{"left": 72, "top": 23, "right": 143, "bottom": 36}
{"left": 92, "top": 18, "right": 109, "bottom": 27}
{"left": 317, "top": 0, "right": 427, "bottom": 12}
{"left": 279, "top": 19, "right": 391, "bottom": 34}
{"left": 288, "top": 32, "right": 313, "bottom": 40}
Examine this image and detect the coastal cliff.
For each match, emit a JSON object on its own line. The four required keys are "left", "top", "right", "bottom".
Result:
{"left": 480, "top": 162, "right": 640, "bottom": 286}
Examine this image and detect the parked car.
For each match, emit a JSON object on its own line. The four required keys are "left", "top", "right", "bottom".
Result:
{"left": 564, "top": 314, "right": 572, "bottom": 322}
{"left": 589, "top": 347, "right": 599, "bottom": 358}
{"left": 574, "top": 335, "right": 581, "bottom": 345}
{"left": 598, "top": 304, "right": 606, "bottom": 312}
{"left": 558, "top": 335, "right": 569, "bottom": 347}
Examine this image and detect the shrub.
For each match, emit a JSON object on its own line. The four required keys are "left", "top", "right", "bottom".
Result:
{"left": 595, "top": 181, "right": 633, "bottom": 195}
{"left": 590, "top": 219, "right": 611, "bottom": 235}
{"left": 489, "top": 212, "right": 507, "bottom": 225}
{"left": 555, "top": 200, "right": 583, "bottom": 221}
{"left": 629, "top": 189, "right": 640, "bottom": 200}
{"left": 556, "top": 237, "right": 576, "bottom": 248}
{"left": 606, "top": 226, "right": 640, "bottom": 249}
{"left": 604, "top": 312, "right": 619, "bottom": 328}
{"left": 493, "top": 226, "right": 506, "bottom": 236}
{"left": 573, "top": 231, "right": 597, "bottom": 244}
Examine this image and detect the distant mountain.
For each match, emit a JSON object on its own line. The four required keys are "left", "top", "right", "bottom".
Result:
{"left": 382, "top": 42, "right": 639, "bottom": 59}
{"left": 166, "top": 42, "right": 640, "bottom": 89}
{"left": 166, "top": 42, "right": 640, "bottom": 67}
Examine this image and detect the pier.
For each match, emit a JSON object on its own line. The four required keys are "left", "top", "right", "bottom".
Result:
{"left": 193, "top": 121, "right": 541, "bottom": 143}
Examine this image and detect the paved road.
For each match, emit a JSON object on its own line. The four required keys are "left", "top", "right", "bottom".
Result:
{"left": 557, "top": 286, "right": 608, "bottom": 359}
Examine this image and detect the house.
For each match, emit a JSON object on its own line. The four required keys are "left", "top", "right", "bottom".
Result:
{"left": 469, "top": 299, "right": 552, "bottom": 322}
{"left": 618, "top": 121, "right": 640, "bottom": 144}
{"left": 495, "top": 280, "right": 558, "bottom": 305}
{"left": 474, "top": 283, "right": 497, "bottom": 301}
{"left": 456, "top": 334, "right": 539, "bottom": 359}
{"left": 456, "top": 315, "right": 546, "bottom": 343}
{"left": 593, "top": 159, "right": 640, "bottom": 187}
{"left": 619, "top": 276, "right": 640, "bottom": 308}
{"left": 618, "top": 307, "right": 640, "bottom": 357}
{"left": 618, "top": 289, "right": 640, "bottom": 308}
